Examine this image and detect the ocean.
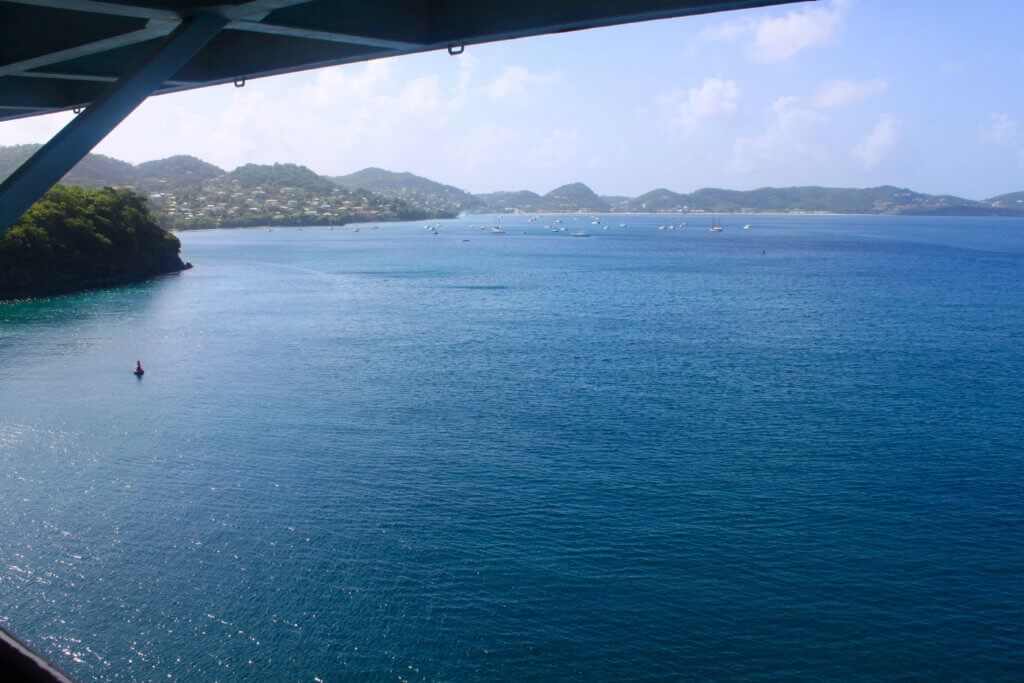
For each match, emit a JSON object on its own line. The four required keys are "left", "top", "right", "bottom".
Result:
{"left": 1, "top": 214, "right": 1022, "bottom": 680}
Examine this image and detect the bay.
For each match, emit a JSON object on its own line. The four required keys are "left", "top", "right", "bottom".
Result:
{"left": 1, "top": 214, "right": 1022, "bottom": 680}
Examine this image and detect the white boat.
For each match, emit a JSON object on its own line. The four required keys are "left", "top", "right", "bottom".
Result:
{"left": 491, "top": 226, "right": 505, "bottom": 234}
{"left": 570, "top": 231, "right": 590, "bottom": 237}
{"left": 353, "top": 227, "right": 359, "bottom": 232}
{"left": 743, "top": 224, "right": 751, "bottom": 230}
{"left": 658, "top": 225, "right": 666, "bottom": 231}
{"left": 709, "top": 217, "right": 723, "bottom": 232}
{"left": 619, "top": 223, "right": 628, "bottom": 228}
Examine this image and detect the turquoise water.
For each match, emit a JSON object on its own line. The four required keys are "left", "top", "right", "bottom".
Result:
{"left": 1, "top": 214, "right": 1022, "bottom": 680}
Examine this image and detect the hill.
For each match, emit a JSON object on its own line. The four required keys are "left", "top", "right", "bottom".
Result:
{"left": 600, "top": 195, "right": 632, "bottom": 208}
{"left": 474, "top": 190, "right": 545, "bottom": 213}
{"left": 0, "top": 143, "right": 137, "bottom": 188}
{"left": 0, "top": 147, "right": 443, "bottom": 228}
{"left": 0, "top": 186, "right": 187, "bottom": 300}
{"left": 623, "top": 188, "right": 688, "bottom": 212}
{"left": 984, "top": 191, "right": 1024, "bottom": 208}
{"left": 229, "top": 163, "right": 337, "bottom": 194}
{"left": 334, "top": 167, "right": 478, "bottom": 213}
{"left": 160, "top": 163, "right": 436, "bottom": 228}
{"left": 619, "top": 185, "right": 982, "bottom": 215}
{"left": 902, "top": 204, "right": 1024, "bottom": 218}
{"left": 136, "top": 155, "right": 224, "bottom": 189}
{"left": 542, "top": 183, "right": 609, "bottom": 212}
{"left": 474, "top": 183, "right": 609, "bottom": 213}
{"left": 2, "top": 145, "right": 1018, "bottom": 220}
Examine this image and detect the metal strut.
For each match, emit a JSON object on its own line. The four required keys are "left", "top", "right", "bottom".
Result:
{"left": 0, "top": 14, "right": 227, "bottom": 234}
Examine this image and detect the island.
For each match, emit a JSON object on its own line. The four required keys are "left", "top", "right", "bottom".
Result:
{"left": 0, "top": 185, "right": 189, "bottom": 301}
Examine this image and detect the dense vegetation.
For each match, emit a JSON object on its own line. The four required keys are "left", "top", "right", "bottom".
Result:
{"left": 542, "top": 183, "right": 610, "bottom": 212}
{"left": 0, "top": 143, "right": 136, "bottom": 187}
{"left": 334, "top": 166, "right": 478, "bottom": 214}
{"left": 136, "top": 154, "right": 223, "bottom": 189}
{"left": 230, "top": 162, "right": 337, "bottom": 194}
{"left": 0, "top": 185, "right": 187, "bottom": 300}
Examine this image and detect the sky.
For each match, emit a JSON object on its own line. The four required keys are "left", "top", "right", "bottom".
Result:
{"left": 1, "top": 0, "right": 1022, "bottom": 199}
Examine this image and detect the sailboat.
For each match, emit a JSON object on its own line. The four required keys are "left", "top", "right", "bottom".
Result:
{"left": 709, "top": 217, "right": 723, "bottom": 232}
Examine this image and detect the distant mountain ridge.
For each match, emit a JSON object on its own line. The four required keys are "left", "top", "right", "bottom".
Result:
{"left": 0, "top": 146, "right": 438, "bottom": 228}
{"left": 333, "top": 166, "right": 478, "bottom": 214}
{"left": 329, "top": 170, "right": 1023, "bottom": 217}
{"left": 1, "top": 144, "right": 1021, "bottom": 220}
{"left": 620, "top": 185, "right": 991, "bottom": 216}
{"left": 985, "top": 191, "right": 1024, "bottom": 209}
{"left": 136, "top": 155, "right": 223, "bottom": 189}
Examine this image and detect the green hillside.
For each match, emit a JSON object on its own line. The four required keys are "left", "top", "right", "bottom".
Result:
{"left": 334, "top": 167, "right": 479, "bottom": 214}
{"left": 474, "top": 190, "right": 544, "bottom": 213}
{"left": 619, "top": 185, "right": 984, "bottom": 215}
{"left": 985, "top": 191, "right": 1024, "bottom": 208}
{"left": 0, "top": 186, "right": 186, "bottom": 300}
{"left": 542, "top": 183, "right": 609, "bottom": 212}
{"left": 0, "top": 143, "right": 137, "bottom": 188}
{"left": 228, "top": 163, "right": 336, "bottom": 194}
{"left": 623, "top": 188, "right": 688, "bottom": 212}
{"left": 136, "top": 155, "right": 224, "bottom": 189}
{"left": 2, "top": 145, "right": 1019, "bottom": 220}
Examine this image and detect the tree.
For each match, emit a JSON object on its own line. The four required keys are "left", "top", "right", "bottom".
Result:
{"left": 0, "top": 185, "right": 187, "bottom": 300}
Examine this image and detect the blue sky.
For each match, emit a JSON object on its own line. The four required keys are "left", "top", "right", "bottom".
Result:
{"left": 1, "top": 0, "right": 1022, "bottom": 198}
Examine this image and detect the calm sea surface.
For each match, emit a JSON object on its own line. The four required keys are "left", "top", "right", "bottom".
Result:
{"left": 1, "top": 214, "right": 1022, "bottom": 681}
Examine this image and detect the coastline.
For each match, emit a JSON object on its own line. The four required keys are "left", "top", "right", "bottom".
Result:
{"left": 0, "top": 262, "right": 192, "bottom": 304}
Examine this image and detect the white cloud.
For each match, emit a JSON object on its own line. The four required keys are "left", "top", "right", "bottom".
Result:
{"left": 482, "top": 66, "right": 560, "bottom": 101}
{"left": 981, "top": 113, "right": 1019, "bottom": 147}
{"left": 771, "top": 96, "right": 827, "bottom": 127}
{"left": 697, "top": 19, "right": 748, "bottom": 43}
{"left": 0, "top": 112, "right": 73, "bottom": 149}
{"left": 814, "top": 78, "right": 888, "bottom": 109}
{"left": 659, "top": 77, "right": 740, "bottom": 136}
{"left": 98, "top": 58, "right": 477, "bottom": 175}
{"left": 530, "top": 128, "right": 582, "bottom": 168}
{"left": 851, "top": 113, "right": 901, "bottom": 168}
{"left": 694, "top": 0, "right": 849, "bottom": 64}
{"left": 731, "top": 96, "right": 828, "bottom": 173}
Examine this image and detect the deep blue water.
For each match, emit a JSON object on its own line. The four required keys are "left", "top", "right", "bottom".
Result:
{"left": 1, "top": 214, "right": 1023, "bottom": 681}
